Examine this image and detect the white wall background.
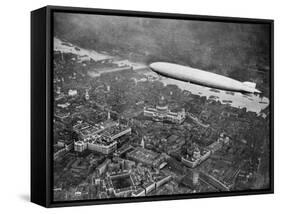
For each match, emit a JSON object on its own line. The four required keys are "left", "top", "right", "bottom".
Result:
{"left": 0, "top": 0, "right": 279, "bottom": 213}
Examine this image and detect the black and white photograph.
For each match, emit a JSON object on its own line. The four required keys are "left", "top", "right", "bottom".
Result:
{"left": 1, "top": 0, "right": 281, "bottom": 212}
{"left": 51, "top": 9, "right": 273, "bottom": 203}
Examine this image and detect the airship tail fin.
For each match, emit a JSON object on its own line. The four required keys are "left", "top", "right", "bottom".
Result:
{"left": 243, "top": 81, "right": 256, "bottom": 89}
{"left": 243, "top": 81, "right": 261, "bottom": 93}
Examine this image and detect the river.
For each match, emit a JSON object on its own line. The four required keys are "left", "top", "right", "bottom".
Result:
{"left": 141, "top": 70, "right": 269, "bottom": 114}
{"left": 54, "top": 37, "right": 269, "bottom": 114}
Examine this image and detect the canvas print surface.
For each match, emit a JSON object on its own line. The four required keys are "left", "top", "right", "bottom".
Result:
{"left": 52, "top": 12, "right": 271, "bottom": 202}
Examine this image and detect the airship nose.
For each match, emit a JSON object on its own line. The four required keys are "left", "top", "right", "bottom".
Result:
{"left": 149, "top": 62, "right": 159, "bottom": 71}
{"left": 149, "top": 62, "right": 174, "bottom": 77}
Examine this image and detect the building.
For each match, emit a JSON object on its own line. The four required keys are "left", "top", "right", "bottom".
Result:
{"left": 127, "top": 147, "right": 166, "bottom": 168}
{"left": 207, "top": 133, "right": 230, "bottom": 153}
{"left": 107, "top": 171, "right": 136, "bottom": 197}
{"left": 165, "top": 135, "right": 186, "bottom": 155}
{"left": 96, "top": 159, "right": 111, "bottom": 176}
{"left": 53, "top": 145, "right": 67, "bottom": 160}
{"left": 64, "top": 141, "right": 74, "bottom": 151}
{"left": 87, "top": 136, "right": 118, "bottom": 155}
{"left": 71, "top": 159, "right": 89, "bottom": 175}
{"left": 68, "top": 89, "right": 77, "bottom": 96}
{"left": 110, "top": 157, "right": 125, "bottom": 171}
{"left": 107, "top": 111, "right": 111, "bottom": 120}
{"left": 193, "top": 171, "right": 199, "bottom": 185}
{"left": 155, "top": 175, "right": 172, "bottom": 188}
{"left": 85, "top": 89, "right": 90, "bottom": 100}
{"left": 143, "top": 96, "right": 186, "bottom": 124}
{"left": 140, "top": 137, "right": 145, "bottom": 148}
{"left": 94, "top": 178, "right": 101, "bottom": 185}
{"left": 102, "top": 126, "right": 132, "bottom": 142}
{"left": 74, "top": 140, "right": 87, "bottom": 152}
{"left": 181, "top": 147, "right": 211, "bottom": 168}
{"left": 73, "top": 122, "right": 106, "bottom": 140}
{"left": 124, "top": 159, "right": 136, "bottom": 170}
{"left": 143, "top": 181, "right": 155, "bottom": 195}
{"left": 54, "top": 111, "right": 70, "bottom": 120}
{"left": 73, "top": 120, "right": 131, "bottom": 154}
{"left": 114, "top": 144, "right": 134, "bottom": 157}
{"left": 57, "top": 140, "right": 73, "bottom": 151}
{"left": 57, "top": 140, "right": 66, "bottom": 147}
{"left": 181, "top": 175, "right": 198, "bottom": 190}
{"left": 132, "top": 187, "right": 145, "bottom": 197}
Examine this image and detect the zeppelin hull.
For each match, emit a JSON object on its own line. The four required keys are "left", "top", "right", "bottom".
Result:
{"left": 149, "top": 62, "right": 260, "bottom": 93}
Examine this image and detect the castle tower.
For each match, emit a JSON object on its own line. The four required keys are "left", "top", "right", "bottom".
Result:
{"left": 107, "top": 110, "right": 111, "bottom": 120}
{"left": 85, "top": 89, "right": 89, "bottom": 101}
{"left": 140, "top": 137, "right": 145, "bottom": 148}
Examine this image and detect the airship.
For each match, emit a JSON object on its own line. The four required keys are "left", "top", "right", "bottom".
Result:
{"left": 149, "top": 62, "right": 261, "bottom": 94}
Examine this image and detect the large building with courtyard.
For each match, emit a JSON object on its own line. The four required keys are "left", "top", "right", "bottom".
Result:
{"left": 73, "top": 119, "right": 131, "bottom": 154}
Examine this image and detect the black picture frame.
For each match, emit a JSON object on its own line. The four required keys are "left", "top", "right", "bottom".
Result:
{"left": 31, "top": 5, "right": 274, "bottom": 208}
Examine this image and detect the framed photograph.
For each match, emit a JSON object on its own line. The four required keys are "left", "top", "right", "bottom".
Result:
{"left": 31, "top": 5, "right": 274, "bottom": 207}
